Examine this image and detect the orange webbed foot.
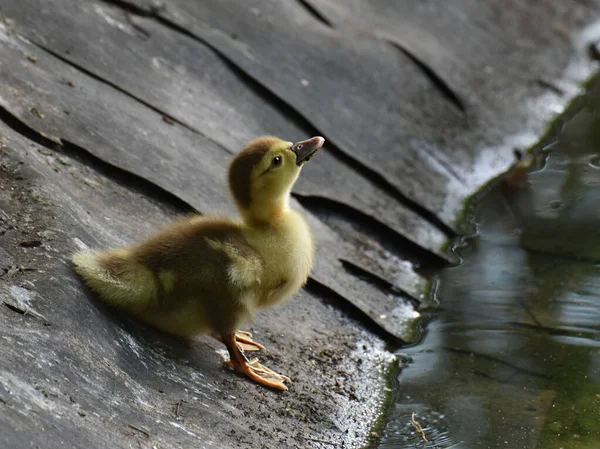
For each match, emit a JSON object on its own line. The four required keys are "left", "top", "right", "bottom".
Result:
{"left": 222, "top": 332, "right": 290, "bottom": 391}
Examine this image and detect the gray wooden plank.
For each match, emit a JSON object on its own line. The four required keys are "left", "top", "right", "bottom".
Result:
{"left": 305, "top": 0, "right": 599, "bottom": 126}
{"left": 0, "top": 24, "right": 424, "bottom": 339}
{"left": 0, "top": 0, "right": 452, "bottom": 261}
{"left": 0, "top": 119, "right": 392, "bottom": 449}
{"left": 117, "top": 0, "right": 597, "bottom": 227}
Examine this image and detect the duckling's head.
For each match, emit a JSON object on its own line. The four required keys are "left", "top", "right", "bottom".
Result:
{"left": 229, "top": 136, "right": 325, "bottom": 223}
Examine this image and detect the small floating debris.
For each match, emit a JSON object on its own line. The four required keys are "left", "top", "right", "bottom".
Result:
{"left": 411, "top": 412, "right": 428, "bottom": 443}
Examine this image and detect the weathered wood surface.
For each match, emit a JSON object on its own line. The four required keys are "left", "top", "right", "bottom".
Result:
{"left": 0, "top": 0, "right": 451, "bottom": 262}
{"left": 305, "top": 0, "right": 585, "bottom": 121}
{"left": 118, "top": 0, "right": 600, "bottom": 226}
{"left": 0, "top": 0, "right": 599, "bottom": 447}
{"left": 0, "top": 120, "right": 391, "bottom": 449}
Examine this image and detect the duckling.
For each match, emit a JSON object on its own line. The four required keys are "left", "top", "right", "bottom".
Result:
{"left": 72, "top": 136, "right": 325, "bottom": 391}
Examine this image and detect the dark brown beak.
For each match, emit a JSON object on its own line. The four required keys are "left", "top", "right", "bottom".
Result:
{"left": 291, "top": 136, "right": 325, "bottom": 166}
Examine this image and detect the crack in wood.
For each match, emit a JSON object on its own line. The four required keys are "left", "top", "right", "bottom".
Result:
{"left": 127, "top": 424, "right": 151, "bottom": 438}
{"left": 389, "top": 42, "right": 466, "bottom": 114}
{"left": 24, "top": 38, "right": 232, "bottom": 157}
{"left": 0, "top": 105, "right": 194, "bottom": 214}
{"left": 295, "top": 0, "right": 334, "bottom": 28}
{"left": 296, "top": 1, "right": 468, "bottom": 117}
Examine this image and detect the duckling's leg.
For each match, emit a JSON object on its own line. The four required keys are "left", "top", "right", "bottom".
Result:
{"left": 213, "top": 331, "right": 265, "bottom": 352}
{"left": 233, "top": 331, "right": 265, "bottom": 351}
{"left": 221, "top": 332, "right": 290, "bottom": 391}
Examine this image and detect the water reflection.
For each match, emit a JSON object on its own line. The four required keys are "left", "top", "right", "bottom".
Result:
{"left": 379, "top": 79, "right": 600, "bottom": 448}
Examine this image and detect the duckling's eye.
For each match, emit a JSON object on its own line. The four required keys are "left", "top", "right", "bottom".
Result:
{"left": 272, "top": 156, "right": 282, "bottom": 167}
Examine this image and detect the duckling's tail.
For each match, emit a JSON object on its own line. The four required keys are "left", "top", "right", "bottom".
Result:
{"left": 72, "top": 248, "right": 158, "bottom": 313}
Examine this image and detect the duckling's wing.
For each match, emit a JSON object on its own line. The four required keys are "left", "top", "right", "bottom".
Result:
{"left": 133, "top": 217, "right": 264, "bottom": 297}
{"left": 203, "top": 236, "right": 262, "bottom": 289}
{"left": 73, "top": 217, "right": 262, "bottom": 305}
{"left": 129, "top": 218, "right": 264, "bottom": 334}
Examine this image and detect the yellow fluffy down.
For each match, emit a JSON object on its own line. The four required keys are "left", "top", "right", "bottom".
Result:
{"left": 71, "top": 249, "right": 158, "bottom": 312}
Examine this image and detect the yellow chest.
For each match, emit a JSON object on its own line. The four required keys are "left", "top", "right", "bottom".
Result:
{"left": 244, "top": 211, "right": 313, "bottom": 308}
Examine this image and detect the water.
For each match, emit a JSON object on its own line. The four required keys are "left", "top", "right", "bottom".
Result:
{"left": 378, "top": 78, "right": 600, "bottom": 448}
